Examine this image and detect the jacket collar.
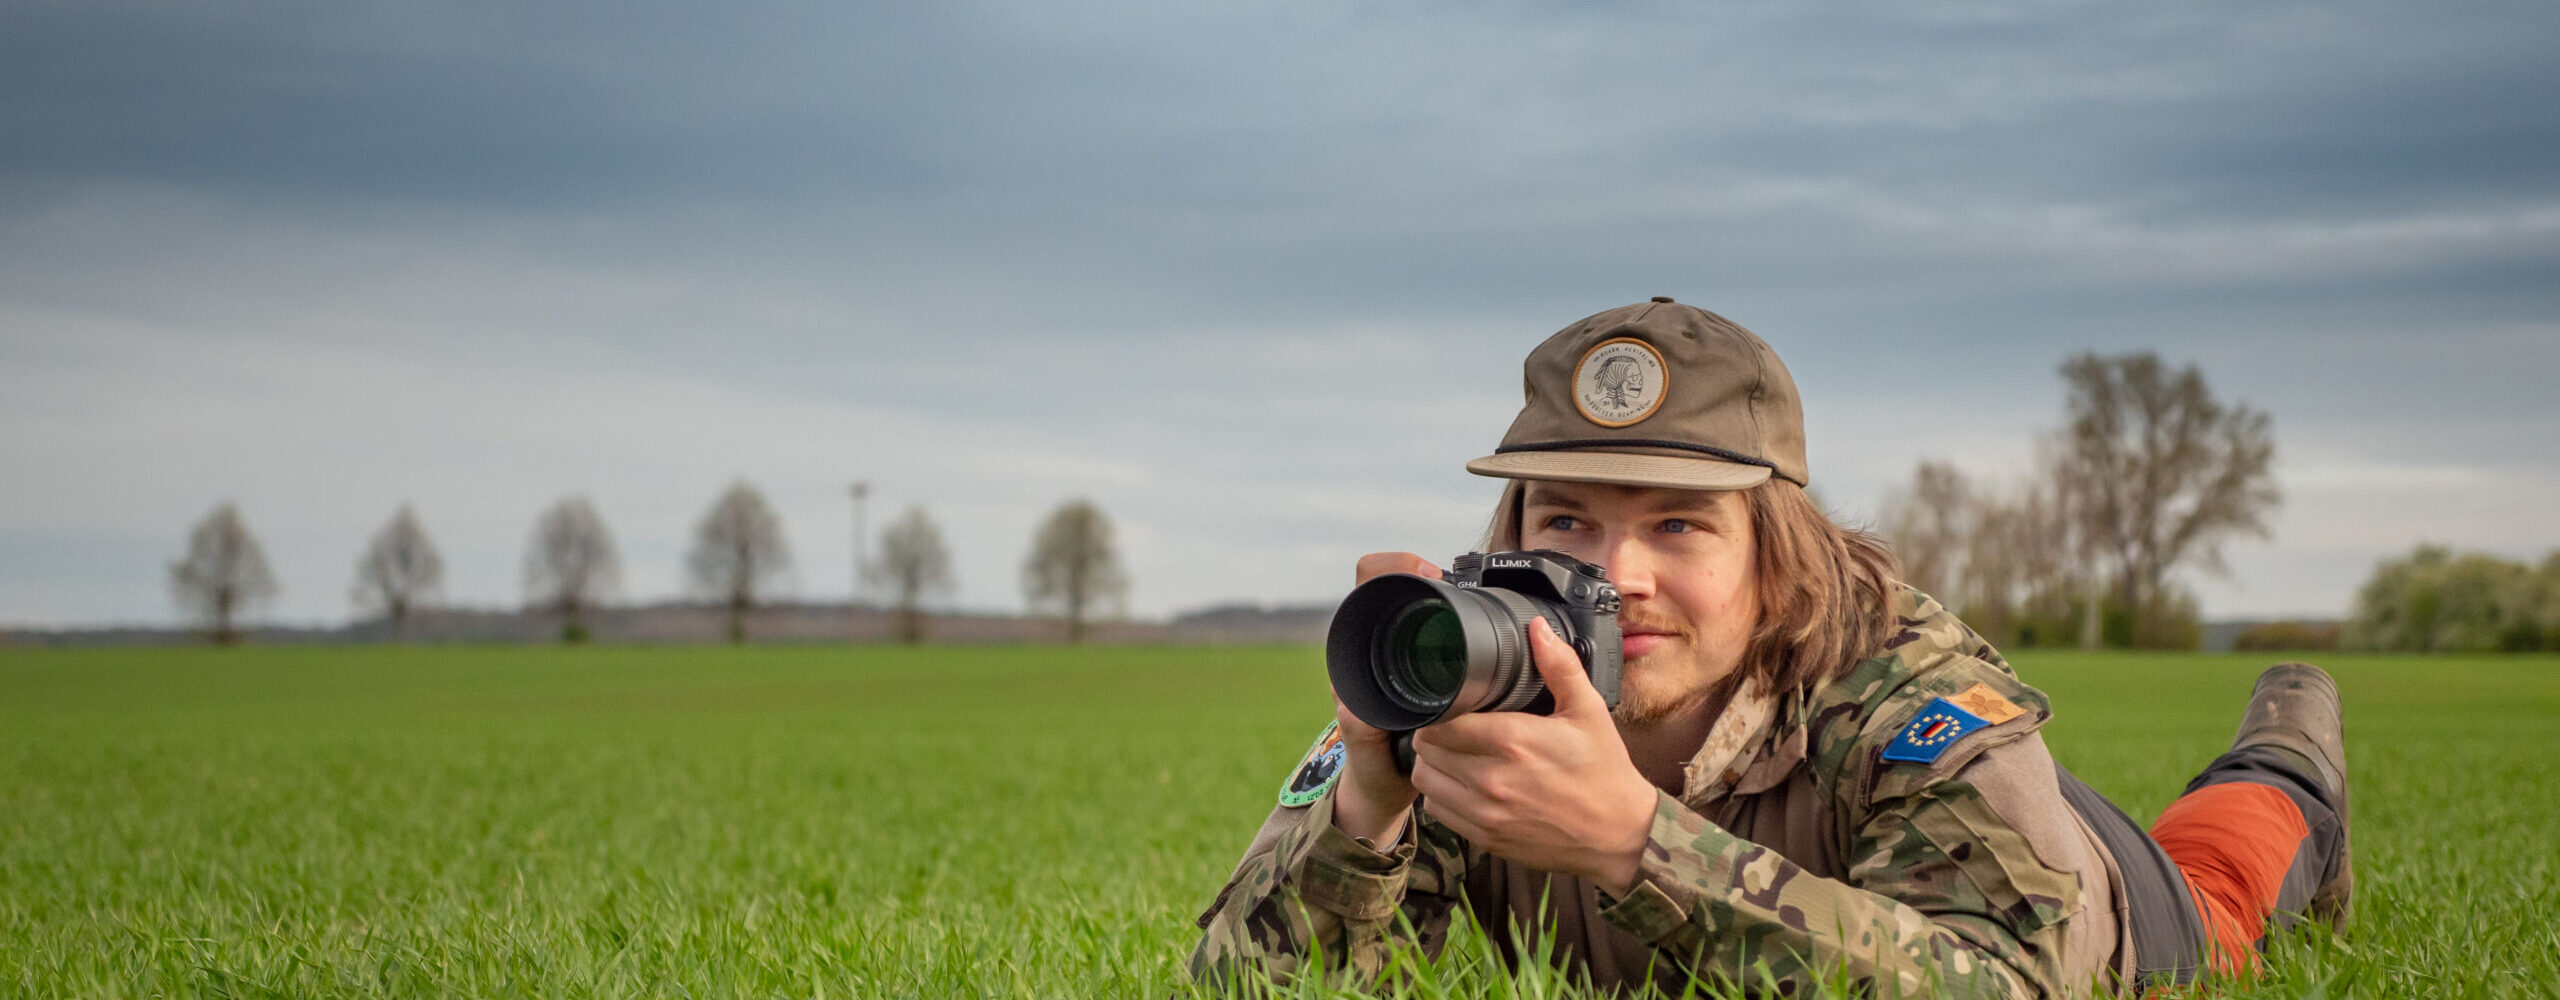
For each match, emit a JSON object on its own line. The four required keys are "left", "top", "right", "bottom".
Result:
{"left": 1676, "top": 677, "right": 1812, "bottom": 809}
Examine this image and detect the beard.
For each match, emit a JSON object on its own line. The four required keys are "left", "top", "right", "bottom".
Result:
{"left": 1610, "top": 669, "right": 1698, "bottom": 726}
{"left": 1609, "top": 610, "right": 1689, "bottom": 725}
{"left": 1607, "top": 628, "right": 1744, "bottom": 727}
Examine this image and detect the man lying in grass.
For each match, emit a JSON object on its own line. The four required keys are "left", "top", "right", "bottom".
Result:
{"left": 1186, "top": 299, "right": 2351, "bottom": 997}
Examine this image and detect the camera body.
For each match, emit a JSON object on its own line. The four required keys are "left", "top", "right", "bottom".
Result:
{"left": 1326, "top": 549, "right": 1625, "bottom": 737}
{"left": 1445, "top": 550, "right": 1627, "bottom": 706}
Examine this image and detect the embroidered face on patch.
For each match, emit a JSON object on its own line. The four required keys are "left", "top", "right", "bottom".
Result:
{"left": 1278, "top": 720, "right": 1347, "bottom": 807}
{"left": 1573, "top": 337, "right": 1668, "bottom": 427}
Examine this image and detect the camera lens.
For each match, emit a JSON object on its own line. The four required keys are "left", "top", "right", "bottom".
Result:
{"left": 1377, "top": 597, "right": 1466, "bottom": 713}
{"left": 1327, "top": 572, "right": 1560, "bottom": 731}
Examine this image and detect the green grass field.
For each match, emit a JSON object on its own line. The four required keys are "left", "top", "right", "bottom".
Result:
{"left": 1, "top": 644, "right": 2553, "bottom": 998}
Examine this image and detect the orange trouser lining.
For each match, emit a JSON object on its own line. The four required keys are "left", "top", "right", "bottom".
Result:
{"left": 2147, "top": 781, "right": 2311, "bottom": 974}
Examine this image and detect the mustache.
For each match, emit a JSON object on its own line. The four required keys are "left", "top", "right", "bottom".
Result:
{"left": 1615, "top": 611, "right": 1683, "bottom": 635}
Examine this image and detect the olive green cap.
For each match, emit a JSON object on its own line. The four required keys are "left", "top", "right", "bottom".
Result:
{"left": 1465, "top": 297, "right": 1809, "bottom": 490}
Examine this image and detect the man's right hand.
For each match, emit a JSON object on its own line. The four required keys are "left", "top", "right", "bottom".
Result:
{"left": 1328, "top": 552, "right": 1442, "bottom": 845}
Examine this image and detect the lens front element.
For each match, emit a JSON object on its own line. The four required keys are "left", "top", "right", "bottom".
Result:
{"left": 1377, "top": 597, "right": 1466, "bottom": 713}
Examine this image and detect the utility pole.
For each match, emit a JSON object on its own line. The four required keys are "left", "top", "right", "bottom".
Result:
{"left": 849, "top": 481, "right": 872, "bottom": 616}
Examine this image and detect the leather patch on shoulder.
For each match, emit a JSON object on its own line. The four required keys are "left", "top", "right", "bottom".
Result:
{"left": 1948, "top": 682, "right": 2025, "bottom": 725}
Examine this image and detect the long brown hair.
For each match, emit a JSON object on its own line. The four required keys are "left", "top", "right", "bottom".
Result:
{"left": 1482, "top": 477, "right": 1902, "bottom": 697}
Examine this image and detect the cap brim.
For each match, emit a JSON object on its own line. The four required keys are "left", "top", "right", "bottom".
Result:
{"left": 1464, "top": 450, "right": 1774, "bottom": 490}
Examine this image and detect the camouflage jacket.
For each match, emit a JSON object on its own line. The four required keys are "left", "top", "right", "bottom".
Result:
{"left": 1187, "top": 589, "right": 2135, "bottom": 997}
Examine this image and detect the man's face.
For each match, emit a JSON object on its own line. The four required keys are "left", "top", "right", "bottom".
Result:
{"left": 1519, "top": 480, "right": 1758, "bottom": 725}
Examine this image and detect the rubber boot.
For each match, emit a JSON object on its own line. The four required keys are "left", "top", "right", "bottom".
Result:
{"left": 2232, "top": 661, "right": 2351, "bottom": 930}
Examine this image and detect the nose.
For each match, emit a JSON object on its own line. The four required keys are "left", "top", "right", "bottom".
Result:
{"left": 1596, "top": 532, "right": 1654, "bottom": 601}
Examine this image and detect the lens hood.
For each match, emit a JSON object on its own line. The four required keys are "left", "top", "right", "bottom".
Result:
{"left": 1327, "top": 573, "right": 1546, "bottom": 731}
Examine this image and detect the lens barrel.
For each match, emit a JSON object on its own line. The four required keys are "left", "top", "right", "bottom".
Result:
{"left": 1327, "top": 574, "right": 1562, "bottom": 731}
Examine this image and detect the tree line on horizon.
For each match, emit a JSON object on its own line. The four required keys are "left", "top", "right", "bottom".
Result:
{"left": 2344, "top": 544, "right": 2560, "bottom": 653}
{"left": 164, "top": 485, "right": 1128, "bottom": 646}
{"left": 1875, "top": 350, "right": 2554, "bottom": 655}
{"left": 146, "top": 352, "right": 2556, "bottom": 656}
{"left": 1877, "top": 350, "right": 2279, "bottom": 651}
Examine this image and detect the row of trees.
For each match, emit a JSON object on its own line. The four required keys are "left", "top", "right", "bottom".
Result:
{"left": 166, "top": 485, "right": 1130, "bottom": 645}
{"left": 1879, "top": 352, "right": 2280, "bottom": 650}
{"left": 2347, "top": 545, "right": 2560, "bottom": 652}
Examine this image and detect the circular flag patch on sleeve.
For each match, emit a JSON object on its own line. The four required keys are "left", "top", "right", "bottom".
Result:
{"left": 1278, "top": 720, "right": 1347, "bottom": 807}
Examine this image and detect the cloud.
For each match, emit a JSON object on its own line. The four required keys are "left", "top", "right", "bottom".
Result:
{"left": 3, "top": 0, "right": 2556, "bottom": 626}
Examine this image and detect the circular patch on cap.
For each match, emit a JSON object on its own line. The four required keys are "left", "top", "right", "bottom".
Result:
{"left": 1573, "top": 337, "right": 1668, "bottom": 427}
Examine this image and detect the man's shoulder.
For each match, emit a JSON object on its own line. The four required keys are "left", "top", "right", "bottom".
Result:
{"left": 1812, "top": 585, "right": 2041, "bottom": 711}
{"left": 1801, "top": 586, "right": 2053, "bottom": 783}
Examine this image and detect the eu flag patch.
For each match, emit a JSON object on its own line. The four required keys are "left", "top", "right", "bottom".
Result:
{"left": 1880, "top": 698, "right": 1991, "bottom": 764}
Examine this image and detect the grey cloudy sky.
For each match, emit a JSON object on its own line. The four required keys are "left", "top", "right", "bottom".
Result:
{"left": 4, "top": 0, "right": 2556, "bottom": 628}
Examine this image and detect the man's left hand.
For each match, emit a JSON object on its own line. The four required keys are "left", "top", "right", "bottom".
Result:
{"left": 1408, "top": 617, "right": 1658, "bottom": 897}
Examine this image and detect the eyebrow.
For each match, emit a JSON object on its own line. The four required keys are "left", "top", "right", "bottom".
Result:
{"left": 1523, "top": 489, "right": 1589, "bottom": 512}
{"left": 1522, "top": 488, "right": 1728, "bottom": 520}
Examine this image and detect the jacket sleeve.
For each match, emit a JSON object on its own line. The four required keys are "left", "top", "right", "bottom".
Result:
{"left": 1595, "top": 734, "right": 2093, "bottom": 999}
{"left": 1184, "top": 789, "right": 1469, "bottom": 987}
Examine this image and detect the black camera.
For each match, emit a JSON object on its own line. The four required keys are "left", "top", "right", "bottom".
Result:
{"left": 1326, "top": 550, "right": 1624, "bottom": 743}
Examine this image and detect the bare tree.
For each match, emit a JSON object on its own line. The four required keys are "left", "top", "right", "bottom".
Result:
{"left": 1879, "top": 461, "right": 1972, "bottom": 603}
{"left": 2006, "top": 481, "right": 2081, "bottom": 630}
{"left": 1951, "top": 480, "right": 2077, "bottom": 647}
{"left": 1022, "top": 498, "right": 1130, "bottom": 644}
{"left": 867, "top": 505, "right": 953, "bottom": 644}
{"left": 169, "top": 502, "right": 279, "bottom": 645}
{"left": 2039, "top": 439, "right": 2113, "bottom": 650}
{"left": 1953, "top": 489, "right": 2020, "bottom": 641}
{"left": 351, "top": 504, "right": 444, "bottom": 640}
{"left": 524, "top": 495, "right": 621, "bottom": 644}
{"left": 687, "top": 480, "right": 793, "bottom": 644}
{"left": 2054, "top": 352, "right": 2280, "bottom": 645}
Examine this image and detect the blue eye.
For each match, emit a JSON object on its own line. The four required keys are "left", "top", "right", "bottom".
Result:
{"left": 1544, "top": 515, "right": 1579, "bottom": 531}
{"left": 1659, "top": 519, "right": 1693, "bottom": 534}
